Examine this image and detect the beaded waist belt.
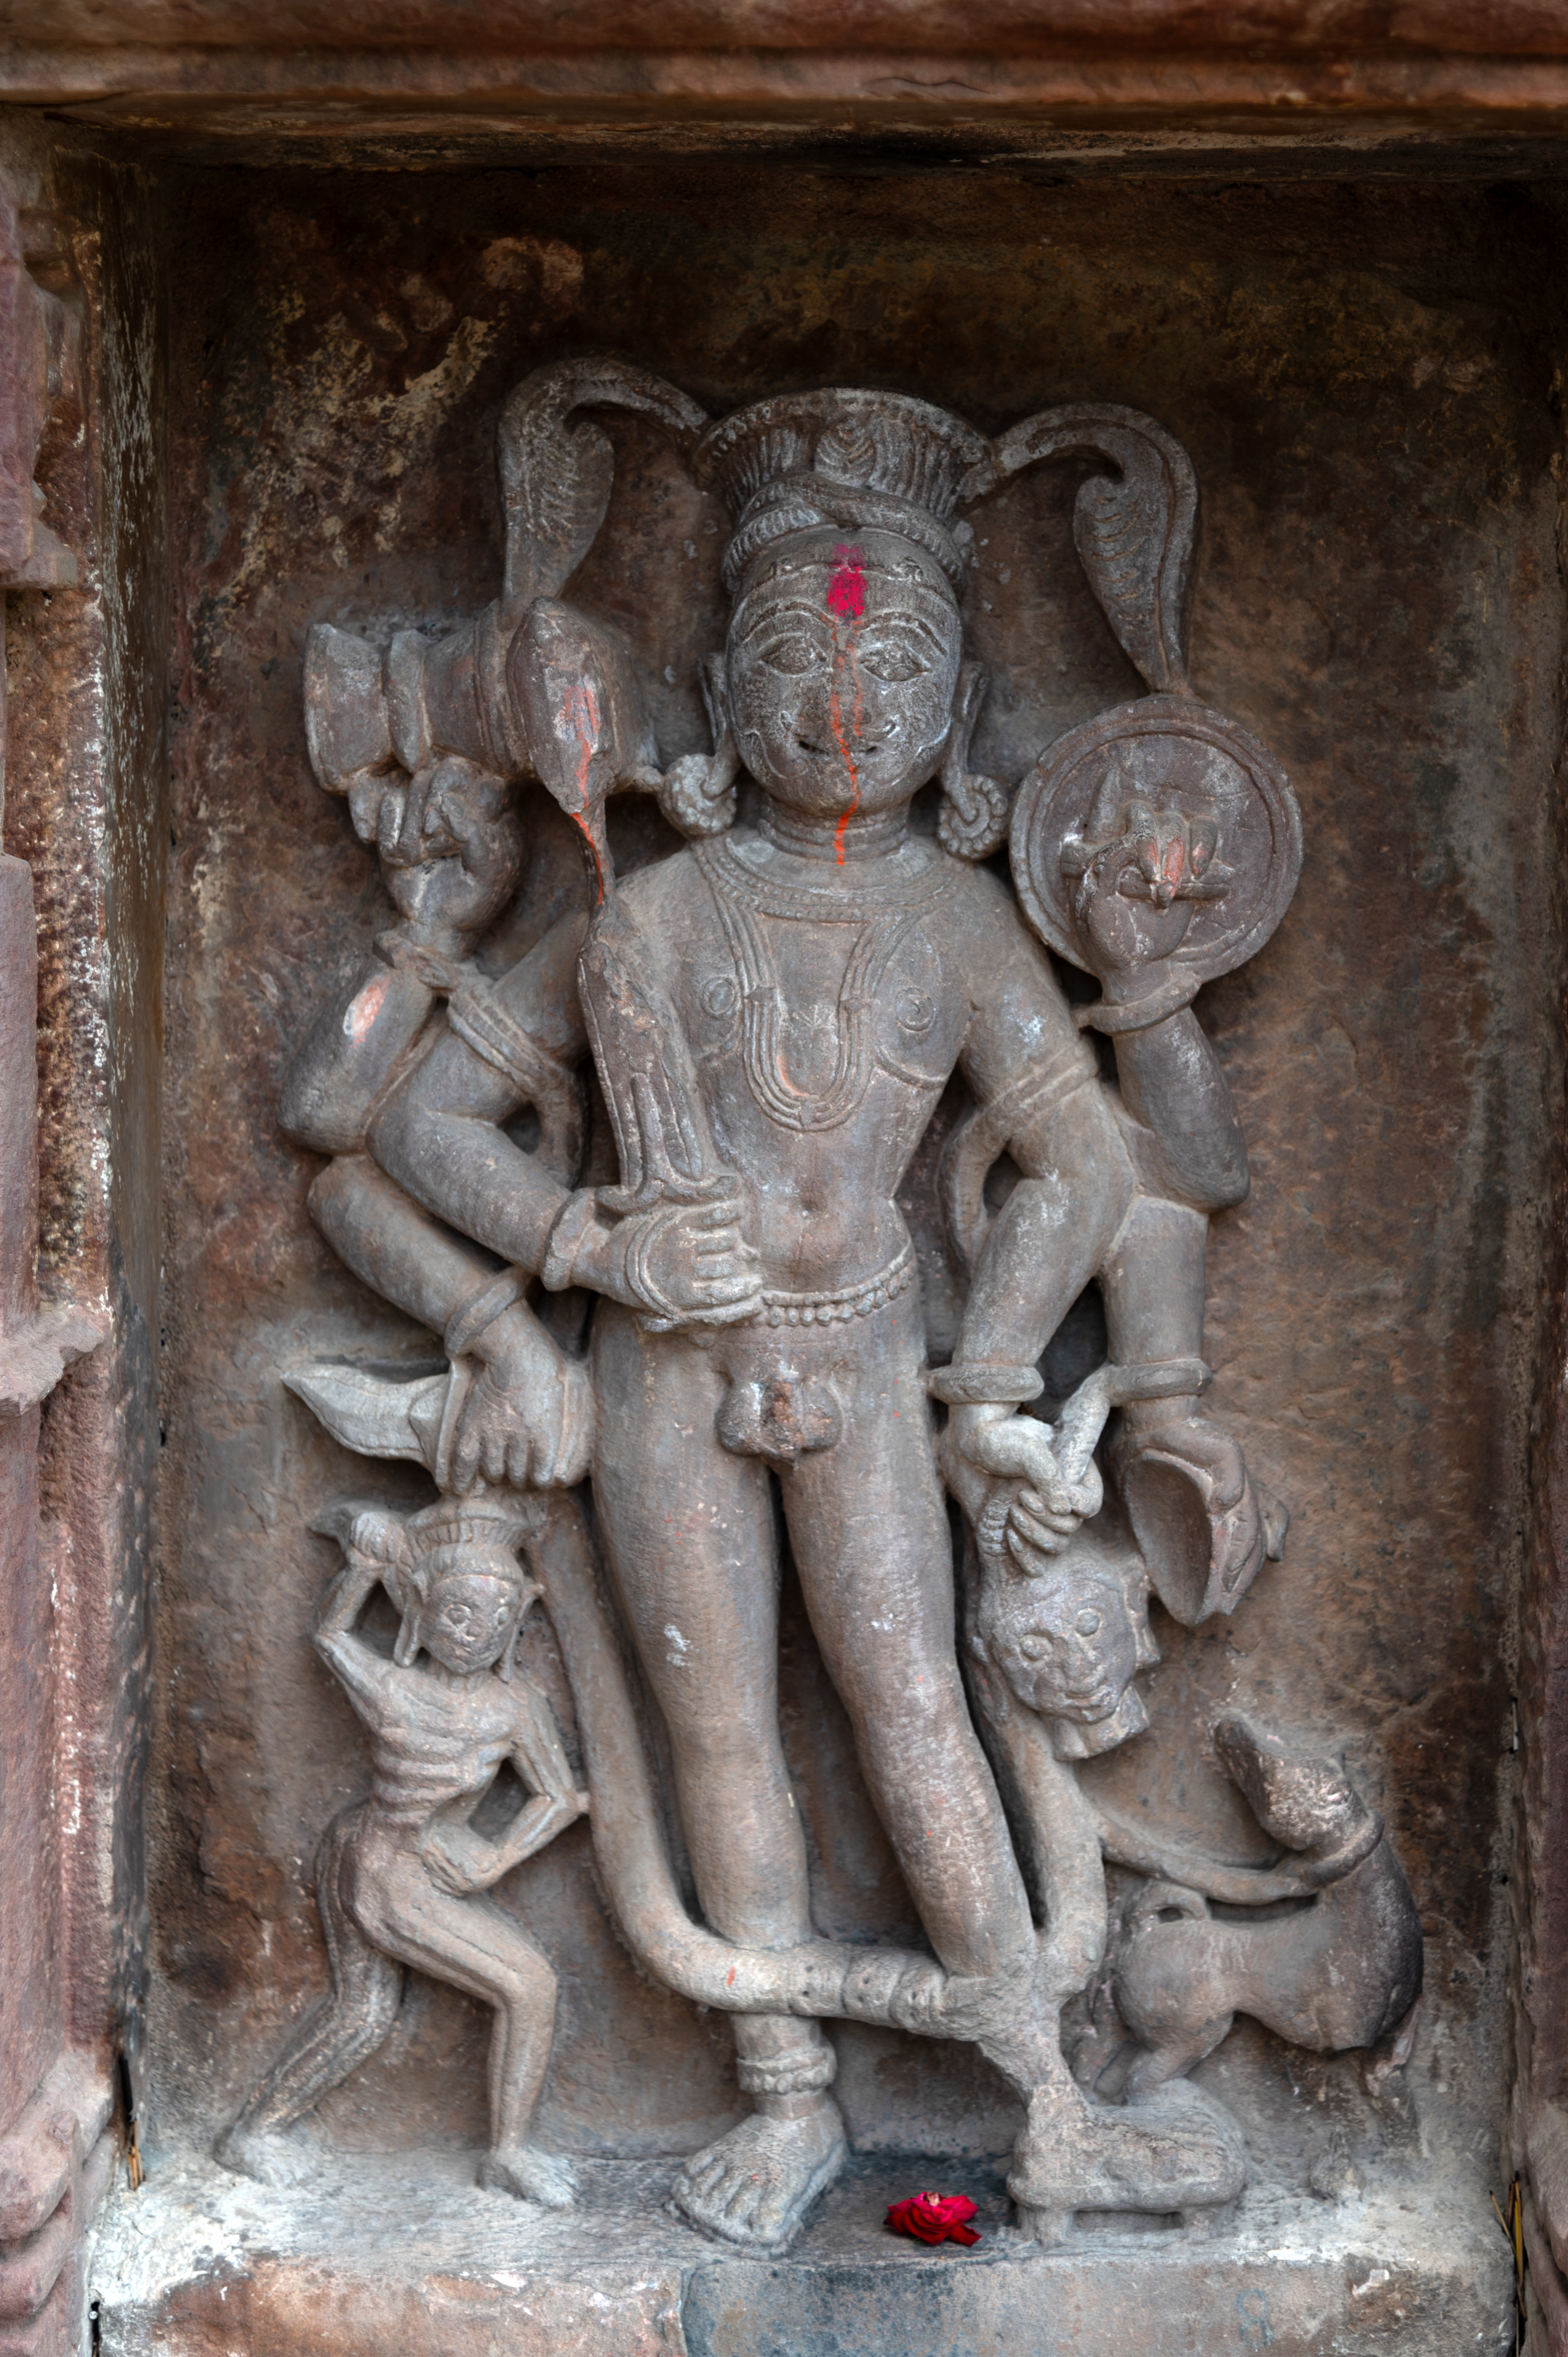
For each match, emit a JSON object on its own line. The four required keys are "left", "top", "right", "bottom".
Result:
{"left": 747, "top": 1240, "right": 917, "bottom": 1330}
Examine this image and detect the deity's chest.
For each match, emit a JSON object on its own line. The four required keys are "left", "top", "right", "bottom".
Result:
{"left": 676, "top": 839, "right": 964, "bottom": 1155}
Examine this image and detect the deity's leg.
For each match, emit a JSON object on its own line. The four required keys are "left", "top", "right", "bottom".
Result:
{"left": 351, "top": 1839, "right": 576, "bottom": 2209}
{"left": 590, "top": 1303, "right": 844, "bottom": 2252}
{"left": 782, "top": 1297, "right": 1037, "bottom": 1993}
{"left": 592, "top": 1307, "right": 810, "bottom": 1945}
{"left": 216, "top": 1808, "right": 403, "bottom": 2186}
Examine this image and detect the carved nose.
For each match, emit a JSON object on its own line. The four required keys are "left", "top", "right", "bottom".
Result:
{"left": 1063, "top": 1637, "right": 1107, "bottom": 1693}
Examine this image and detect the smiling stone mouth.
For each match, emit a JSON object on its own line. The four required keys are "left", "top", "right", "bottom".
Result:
{"left": 1056, "top": 1683, "right": 1117, "bottom": 1716}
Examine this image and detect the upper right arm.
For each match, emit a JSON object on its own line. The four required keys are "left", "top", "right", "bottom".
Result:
{"left": 280, "top": 964, "right": 441, "bottom": 1155}
{"left": 366, "top": 910, "right": 592, "bottom": 1270}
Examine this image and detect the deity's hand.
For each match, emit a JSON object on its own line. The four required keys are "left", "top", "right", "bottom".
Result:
{"left": 944, "top": 1404, "right": 1103, "bottom": 1569}
{"left": 643, "top": 752, "right": 739, "bottom": 841}
{"left": 375, "top": 756, "right": 526, "bottom": 954}
{"left": 450, "top": 1308, "right": 595, "bottom": 1492}
{"left": 1060, "top": 795, "right": 1229, "bottom": 1004}
{"left": 543, "top": 1178, "right": 763, "bottom": 1329}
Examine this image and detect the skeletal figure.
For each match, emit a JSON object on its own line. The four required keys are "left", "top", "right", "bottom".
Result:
{"left": 217, "top": 1493, "right": 586, "bottom": 2208}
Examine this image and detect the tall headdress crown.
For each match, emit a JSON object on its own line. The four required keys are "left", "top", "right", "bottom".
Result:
{"left": 405, "top": 1490, "right": 534, "bottom": 1565}
{"left": 694, "top": 389, "right": 987, "bottom": 597}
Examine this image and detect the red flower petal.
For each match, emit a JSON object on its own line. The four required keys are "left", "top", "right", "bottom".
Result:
{"left": 886, "top": 2191, "right": 983, "bottom": 2246}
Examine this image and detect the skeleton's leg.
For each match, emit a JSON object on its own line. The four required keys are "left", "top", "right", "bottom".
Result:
{"left": 217, "top": 1810, "right": 402, "bottom": 2180}
{"left": 360, "top": 1849, "right": 573, "bottom": 2206}
{"left": 591, "top": 1304, "right": 842, "bottom": 2251}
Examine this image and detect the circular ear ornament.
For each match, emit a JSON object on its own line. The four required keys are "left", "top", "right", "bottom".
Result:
{"left": 1009, "top": 695, "right": 1303, "bottom": 985}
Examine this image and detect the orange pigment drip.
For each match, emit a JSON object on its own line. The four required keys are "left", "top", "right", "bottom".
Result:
{"left": 564, "top": 677, "right": 606, "bottom": 904}
{"left": 827, "top": 624, "right": 865, "bottom": 866}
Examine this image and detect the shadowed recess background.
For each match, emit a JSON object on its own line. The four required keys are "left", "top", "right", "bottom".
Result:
{"left": 129, "top": 161, "right": 1561, "bottom": 2191}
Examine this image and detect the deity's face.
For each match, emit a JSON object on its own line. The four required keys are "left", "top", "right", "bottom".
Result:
{"left": 419, "top": 1568, "right": 522, "bottom": 1676}
{"left": 725, "top": 527, "right": 964, "bottom": 825}
{"left": 985, "top": 1566, "right": 1145, "bottom": 1724}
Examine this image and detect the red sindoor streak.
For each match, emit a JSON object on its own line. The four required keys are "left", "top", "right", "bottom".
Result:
{"left": 826, "top": 544, "right": 866, "bottom": 864}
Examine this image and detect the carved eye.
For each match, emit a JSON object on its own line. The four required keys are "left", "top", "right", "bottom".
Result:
{"left": 896, "top": 987, "right": 934, "bottom": 1035}
{"left": 1019, "top": 1633, "right": 1050, "bottom": 1660}
{"left": 760, "top": 636, "right": 824, "bottom": 676}
{"left": 1075, "top": 1610, "right": 1102, "bottom": 1636}
{"left": 700, "top": 974, "right": 739, "bottom": 1019}
{"left": 861, "top": 643, "right": 926, "bottom": 683}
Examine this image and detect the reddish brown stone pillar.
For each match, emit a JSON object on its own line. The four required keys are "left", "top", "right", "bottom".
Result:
{"left": 0, "top": 168, "right": 123, "bottom": 2357}
{"left": 0, "top": 896, "right": 112, "bottom": 2357}
{"left": 1519, "top": 1198, "right": 1568, "bottom": 2348}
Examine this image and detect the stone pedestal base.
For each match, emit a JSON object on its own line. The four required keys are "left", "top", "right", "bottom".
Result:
{"left": 89, "top": 2146, "right": 1512, "bottom": 2357}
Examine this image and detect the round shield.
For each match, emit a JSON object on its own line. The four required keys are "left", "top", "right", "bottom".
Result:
{"left": 1009, "top": 694, "right": 1303, "bottom": 983}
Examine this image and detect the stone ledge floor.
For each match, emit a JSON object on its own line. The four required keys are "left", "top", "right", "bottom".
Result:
{"left": 89, "top": 2142, "right": 1514, "bottom": 2356}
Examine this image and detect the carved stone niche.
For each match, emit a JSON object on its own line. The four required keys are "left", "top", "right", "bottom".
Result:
{"left": 83, "top": 161, "right": 1555, "bottom": 2357}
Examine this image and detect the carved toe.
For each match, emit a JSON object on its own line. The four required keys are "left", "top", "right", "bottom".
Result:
{"left": 672, "top": 2105, "right": 847, "bottom": 2254}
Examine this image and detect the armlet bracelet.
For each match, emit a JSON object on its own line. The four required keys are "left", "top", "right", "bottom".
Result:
{"left": 1074, "top": 970, "right": 1203, "bottom": 1035}
{"left": 444, "top": 1270, "right": 525, "bottom": 1360}
{"left": 927, "top": 1362, "right": 1044, "bottom": 1407}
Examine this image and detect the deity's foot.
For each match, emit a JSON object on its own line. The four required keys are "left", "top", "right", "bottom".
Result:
{"left": 477, "top": 2142, "right": 580, "bottom": 2208}
{"left": 1213, "top": 1713, "right": 1380, "bottom": 1881}
{"left": 214, "top": 2117, "right": 326, "bottom": 2190}
{"left": 1009, "top": 2073, "right": 1247, "bottom": 2245}
{"left": 672, "top": 2100, "right": 848, "bottom": 2255}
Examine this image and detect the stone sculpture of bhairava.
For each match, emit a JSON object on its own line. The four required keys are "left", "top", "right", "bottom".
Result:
{"left": 219, "top": 361, "right": 1424, "bottom": 2254}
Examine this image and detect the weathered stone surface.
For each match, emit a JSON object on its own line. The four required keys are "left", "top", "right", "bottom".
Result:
{"left": 0, "top": 32, "right": 1564, "bottom": 2357}
{"left": 5, "top": 1, "right": 1567, "bottom": 56}
{"left": 7, "top": 2, "right": 1568, "bottom": 171}
{"left": 0, "top": 132, "right": 168, "bottom": 2357}
{"left": 141, "top": 169, "right": 1555, "bottom": 2257}
{"left": 89, "top": 2145, "right": 1511, "bottom": 2357}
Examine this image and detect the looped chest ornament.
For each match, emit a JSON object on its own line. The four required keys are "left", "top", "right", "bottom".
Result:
{"left": 249, "top": 355, "right": 1423, "bottom": 2269}
{"left": 695, "top": 834, "right": 951, "bottom": 1132}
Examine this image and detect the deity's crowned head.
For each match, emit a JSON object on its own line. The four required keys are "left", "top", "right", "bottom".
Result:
{"left": 695, "top": 391, "right": 984, "bottom": 822}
